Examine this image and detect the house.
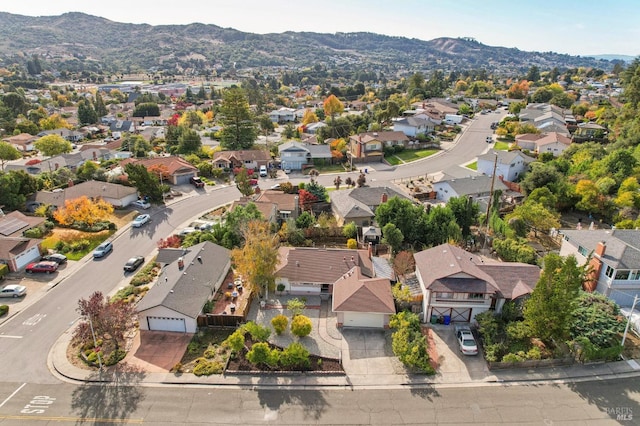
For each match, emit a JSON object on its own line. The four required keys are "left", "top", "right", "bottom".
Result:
{"left": 120, "top": 156, "right": 198, "bottom": 185}
{"left": 572, "top": 122, "right": 607, "bottom": 143}
{"left": 108, "top": 120, "right": 136, "bottom": 134}
{"left": 137, "top": 242, "right": 231, "bottom": 333}
{"left": 0, "top": 210, "right": 45, "bottom": 271}
{"left": 348, "top": 131, "right": 409, "bottom": 163}
{"left": 28, "top": 180, "right": 138, "bottom": 211}
{"left": 212, "top": 150, "right": 271, "bottom": 170}
{"left": 268, "top": 107, "right": 297, "bottom": 123}
{"left": 38, "top": 128, "right": 84, "bottom": 143}
{"left": 2, "top": 133, "right": 38, "bottom": 152}
{"left": 432, "top": 175, "right": 510, "bottom": 203}
{"left": 254, "top": 190, "right": 300, "bottom": 222}
{"left": 559, "top": 229, "right": 640, "bottom": 307}
{"left": 476, "top": 150, "right": 534, "bottom": 182}
{"left": 515, "top": 132, "right": 571, "bottom": 157}
{"left": 305, "top": 121, "right": 328, "bottom": 135}
{"left": 414, "top": 244, "right": 540, "bottom": 323}
{"left": 278, "top": 141, "right": 332, "bottom": 171}
{"left": 393, "top": 116, "right": 436, "bottom": 137}
{"left": 329, "top": 186, "right": 409, "bottom": 227}
{"left": 332, "top": 266, "right": 395, "bottom": 328}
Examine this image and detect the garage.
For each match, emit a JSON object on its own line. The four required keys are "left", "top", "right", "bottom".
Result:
{"left": 15, "top": 245, "right": 41, "bottom": 271}
{"left": 343, "top": 312, "right": 384, "bottom": 328}
{"left": 146, "top": 316, "right": 186, "bottom": 333}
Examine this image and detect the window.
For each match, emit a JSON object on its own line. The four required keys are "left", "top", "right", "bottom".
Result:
{"left": 630, "top": 270, "right": 640, "bottom": 280}
{"left": 468, "top": 293, "right": 484, "bottom": 300}
{"left": 578, "top": 246, "right": 588, "bottom": 257}
{"left": 436, "top": 292, "right": 453, "bottom": 299}
{"left": 605, "top": 265, "right": 614, "bottom": 278}
{"left": 615, "top": 270, "right": 630, "bottom": 280}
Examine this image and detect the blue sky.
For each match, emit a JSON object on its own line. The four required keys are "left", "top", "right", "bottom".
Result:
{"left": 3, "top": 0, "right": 639, "bottom": 57}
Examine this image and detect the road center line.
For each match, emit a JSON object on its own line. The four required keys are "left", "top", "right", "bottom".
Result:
{"left": 0, "top": 383, "right": 26, "bottom": 408}
{"left": 0, "top": 335, "right": 23, "bottom": 339}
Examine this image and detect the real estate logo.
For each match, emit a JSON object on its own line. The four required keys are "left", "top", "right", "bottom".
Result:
{"left": 606, "top": 407, "right": 633, "bottom": 421}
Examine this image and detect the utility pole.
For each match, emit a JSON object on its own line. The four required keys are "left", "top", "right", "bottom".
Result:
{"left": 622, "top": 294, "right": 639, "bottom": 348}
{"left": 483, "top": 152, "right": 498, "bottom": 250}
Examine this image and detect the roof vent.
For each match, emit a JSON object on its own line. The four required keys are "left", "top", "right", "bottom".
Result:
{"left": 296, "top": 261, "right": 300, "bottom": 267}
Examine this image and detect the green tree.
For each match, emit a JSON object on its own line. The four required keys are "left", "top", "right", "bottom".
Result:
{"left": 177, "top": 128, "right": 202, "bottom": 154}
{"left": 0, "top": 170, "right": 38, "bottom": 210}
{"left": 447, "top": 196, "right": 479, "bottom": 238}
{"left": 125, "top": 135, "right": 152, "bottom": 158}
{"left": 246, "top": 342, "right": 278, "bottom": 367}
{"left": 271, "top": 314, "right": 289, "bottom": 335}
{"left": 219, "top": 87, "right": 257, "bottom": 150}
{"left": 375, "top": 196, "right": 426, "bottom": 246}
{"left": 0, "top": 141, "right": 21, "bottom": 171}
{"left": 124, "top": 163, "right": 163, "bottom": 202}
{"left": 231, "top": 221, "right": 279, "bottom": 297}
{"left": 94, "top": 92, "right": 107, "bottom": 117}
{"left": 524, "top": 253, "right": 583, "bottom": 344}
{"left": 342, "top": 221, "right": 357, "bottom": 239}
{"left": 287, "top": 298, "right": 306, "bottom": 317}
{"left": 382, "top": 222, "right": 404, "bottom": 254}
{"left": 234, "top": 167, "right": 254, "bottom": 196}
{"left": 133, "top": 102, "right": 160, "bottom": 117}
{"left": 77, "top": 99, "right": 98, "bottom": 125}
{"left": 505, "top": 201, "right": 560, "bottom": 238}
{"left": 295, "top": 211, "right": 314, "bottom": 229}
{"left": 76, "top": 160, "right": 99, "bottom": 181}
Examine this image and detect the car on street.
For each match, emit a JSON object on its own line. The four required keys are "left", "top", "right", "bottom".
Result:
{"left": 249, "top": 178, "right": 259, "bottom": 186}
{"left": 190, "top": 176, "right": 205, "bottom": 188}
{"left": 455, "top": 325, "right": 479, "bottom": 356}
{"left": 123, "top": 256, "right": 145, "bottom": 272}
{"left": 0, "top": 284, "right": 27, "bottom": 298}
{"left": 92, "top": 241, "right": 113, "bottom": 258}
{"left": 270, "top": 184, "right": 281, "bottom": 190}
{"left": 486, "top": 136, "right": 493, "bottom": 143}
{"left": 25, "top": 261, "right": 59, "bottom": 274}
{"left": 132, "top": 214, "right": 151, "bottom": 228}
{"left": 42, "top": 253, "right": 67, "bottom": 264}
{"left": 132, "top": 199, "right": 151, "bottom": 210}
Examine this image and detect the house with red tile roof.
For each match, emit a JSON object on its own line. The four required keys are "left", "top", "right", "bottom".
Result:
{"left": 120, "top": 156, "right": 198, "bottom": 185}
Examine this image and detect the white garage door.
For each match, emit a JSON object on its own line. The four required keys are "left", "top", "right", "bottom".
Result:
{"left": 16, "top": 246, "right": 41, "bottom": 270}
{"left": 147, "top": 316, "right": 186, "bottom": 332}
{"left": 344, "top": 312, "right": 384, "bottom": 328}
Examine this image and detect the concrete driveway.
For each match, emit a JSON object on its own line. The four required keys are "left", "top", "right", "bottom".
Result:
{"left": 340, "top": 329, "right": 405, "bottom": 380}
{"left": 429, "top": 324, "right": 490, "bottom": 382}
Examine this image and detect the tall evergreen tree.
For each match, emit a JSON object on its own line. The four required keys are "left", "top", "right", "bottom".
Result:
{"left": 219, "top": 87, "right": 257, "bottom": 150}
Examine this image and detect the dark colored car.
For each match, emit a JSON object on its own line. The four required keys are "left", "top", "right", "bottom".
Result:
{"left": 42, "top": 253, "right": 67, "bottom": 265}
{"left": 190, "top": 176, "right": 205, "bottom": 188}
{"left": 123, "top": 256, "right": 145, "bottom": 272}
{"left": 25, "top": 261, "right": 59, "bottom": 274}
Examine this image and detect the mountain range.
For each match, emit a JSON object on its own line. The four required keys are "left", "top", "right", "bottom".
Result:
{"left": 0, "top": 12, "right": 618, "bottom": 77}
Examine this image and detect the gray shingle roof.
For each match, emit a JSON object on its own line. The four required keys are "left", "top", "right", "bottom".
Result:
{"left": 136, "top": 242, "right": 231, "bottom": 318}
{"left": 561, "top": 229, "right": 640, "bottom": 269}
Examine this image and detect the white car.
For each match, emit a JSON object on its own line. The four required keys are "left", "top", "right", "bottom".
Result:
{"left": 259, "top": 165, "right": 268, "bottom": 177}
{"left": 132, "top": 214, "right": 151, "bottom": 228}
{"left": 132, "top": 200, "right": 151, "bottom": 210}
{"left": 0, "top": 284, "right": 27, "bottom": 298}
{"left": 455, "top": 325, "right": 478, "bottom": 356}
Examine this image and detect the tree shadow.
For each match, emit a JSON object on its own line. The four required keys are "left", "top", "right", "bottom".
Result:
{"left": 567, "top": 376, "right": 639, "bottom": 422}
{"left": 256, "top": 382, "right": 330, "bottom": 421}
{"left": 70, "top": 362, "right": 147, "bottom": 423}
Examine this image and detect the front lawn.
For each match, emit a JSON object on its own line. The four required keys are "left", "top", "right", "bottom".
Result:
{"left": 41, "top": 229, "right": 115, "bottom": 261}
{"left": 386, "top": 149, "right": 438, "bottom": 164}
{"left": 494, "top": 141, "right": 510, "bottom": 150}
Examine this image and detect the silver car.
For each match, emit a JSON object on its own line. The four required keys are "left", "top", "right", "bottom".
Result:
{"left": 0, "top": 284, "right": 27, "bottom": 298}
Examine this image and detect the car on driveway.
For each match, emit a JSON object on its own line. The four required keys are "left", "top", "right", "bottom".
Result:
{"left": 455, "top": 325, "right": 478, "bottom": 356}
{"left": 132, "top": 214, "right": 151, "bottom": 228}
{"left": 0, "top": 284, "right": 27, "bottom": 298}
{"left": 132, "top": 199, "right": 151, "bottom": 210}
{"left": 42, "top": 253, "right": 67, "bottom": 264}
{"left": 190, "top": 176, "right": 205, "bottom": 188}
{"left": 25, "top": 261, "right": 58, "bottom": 274}
{"left": 123, "top": 256, "right": 145, "bottom": 272}
{"left": 92, "top": 241, "right": 113, "bottom": 258}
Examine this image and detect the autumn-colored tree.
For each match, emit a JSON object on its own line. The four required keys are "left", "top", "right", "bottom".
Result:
{"left": 157, "top": 235, "right": 182, "bottom": 249}
{"left": 53, "top": 196, "right": 114, "bottom": 226}
{"left": 323, "top": 94, "right": 344, "bottom": 138}
{"left": 393, "top": 250, "right": 416, "bottom": 280}
{"left": 297, "top": 189, "right": 318, "bottom": 212}
{"left": 231, "top": 221, "right": 279, "bottom": 298}
{"left": 235, "top": 167, "right": 254, "bottom": 197}
{"left": 301, "top": 109, "right": 319, "bottom": 125}
{"left": 74, "top": 291, "right": 136, "bottom": 352}
{"left": 38, "top": 114, "right": 72, "bottom": 130}
{"left": 506, "top": 80, "right": 530, "bottom": 99}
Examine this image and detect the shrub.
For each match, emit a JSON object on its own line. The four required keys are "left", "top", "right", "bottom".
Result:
{"left": 187, "top": 341, "right": 201, "bottom": 355}
{"left": 287, "top": 298, "right": 306, "bottom": 317}
{"left": 242, "top": 321, "right": 271, "bottom": 342}
{"left": 291, "top": 315, "right": 312, "bottom": 337}
{"left": 346, "top": 238, "right": 357, "bottom": 249}
{"left": 224, "top": 330, "right": 245, "bottom": 353}
{"left": 203, "top": 347, "right": 217, "bottom": 359}
{"left": 193, "top": 358, "right": 223, "bottom": 376}
{"left": 246, "top": 342, "right": 279, "bottom": 367}
{"left": 342, "top": 222, "right": 357, "bottom": 239}
{"left": 271, "top": 314, "right": 289, "bottom": 335}
{"left": 0, "top": 305, "right": 9, "bottom": 317}
{"left": 24, "top": 227, "right": 43, "bottom": 238}
{"left": 170, "top": 362, "right": 183, "bottom": 373}
{"left": 105, "top": 349, "right": 126, "bottom": 366}
{"left": 0, "top": 264, "right": 8, "bottom": 281}
{"left": 280, "top": 342, "right": 310, "bottom": 368}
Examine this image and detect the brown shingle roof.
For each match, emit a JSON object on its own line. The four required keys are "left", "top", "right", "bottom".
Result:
{"left": 120, "top": 156, "right": 197, "bottom": 175}
{"left": 256, "top": 190, "right": 298, "bottom": 212}
{"left": 332, "top": 267, "right": 395, "bottom": 314}
{"left": 276, "top": 247, "right": 372, "bottom": 284}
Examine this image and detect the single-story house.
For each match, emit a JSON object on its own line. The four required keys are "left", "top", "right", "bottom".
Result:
{"left": 213, "top": 150, "right": 271, "bottom": 170}
{"left": 120, "top": 156, "right": 198, "bottom": 185}
{"left": 432, "top": 175, "right": 510, "bottom": 203}
{"left": 38, "top": 128, "right": 84, "bottom": 143}
{"left": 0, "top": 238, "right": 42, "bottom": 272}
{"left": 28, "top": 180, "right": 139, "bottom": 211}
{"left": 515, "top": 132, "right": 571, "bottom": 157}
{"left": 329, "top": 186, "right": 409, "bottom": 227}
{"left": 393, "top": 116, "right": 436, "bottom": 137}
{"left": 559, "top": 229, "right": 640, "bottom": 307}
{"left": 414, "top": 243, "right": 540, "bottom": 323}
{"left": 2, "top": 133, "right": 38, "bottom": 152}
{"left": 476, "top": 150, "right": 534, "bottom": 182}
{"left": 137, "top": 242, "right": 231, "bottom": 333}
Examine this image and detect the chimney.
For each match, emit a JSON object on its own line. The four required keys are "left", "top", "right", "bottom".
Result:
{"left": 368, "top": 242, "right": 373, "bottom": 259}
{"left": 594, "top": 241, "right": 606, "bottom": 258}
{"left": 381, "top": 192, "right": 388, "bottom": 204}
{"left": 177, "top": 257, "right": 184, "bottom": 270}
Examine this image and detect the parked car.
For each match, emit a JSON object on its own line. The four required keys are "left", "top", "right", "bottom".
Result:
{"left": 190, "top": 176, "right": 205, "bottom": 188}
{"left": 132, "top": 199, "right": 151, "bottom": 210}
{"left": 92, "top": 241, "right": 113, "bottom": 258}
{"left": 0, "top": 284, "right": 27, "bottom": 298}
{"left": 179, "top": 227, "right": 197, "bottom": 237}
{"left": 486, "top": 136, "right": 493, "bottom": 143}
{"left": 132, "top": 214, "right": 151, "bottom": 228}
{"left": 259, "top": 165, "right": 268, "bottom": 177}
{"left": 249, "top": 178, "right": 259, "bottom": 186}
{"left": 42, "top": 253, "right": 67, "bottom": 265}
{"left": 25, "top": 261, "right": 58, "bottom": 274}
{"left": 455, "top": 325, "right": 478, "bottom": 356}
{"left": 123, "top": 256, "right": 145, "bottom": 272}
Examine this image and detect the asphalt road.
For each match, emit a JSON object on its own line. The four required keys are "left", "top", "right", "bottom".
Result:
{"left": 0, "top": 378, "right": 637, "bottom": 424}
{"left": 0, "top": 184, "right": 241, "bottom": 384}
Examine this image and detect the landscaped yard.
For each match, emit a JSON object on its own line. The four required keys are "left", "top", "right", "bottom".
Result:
{"left": 494, "top": 141, "right": 510, "bottom": 150}
{"left": 385, "top": 149, "right": 438, "bottom": 164}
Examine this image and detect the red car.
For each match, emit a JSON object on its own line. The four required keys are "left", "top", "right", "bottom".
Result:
{"left": 25, "top": 261, "right": 59, "bottom": 274}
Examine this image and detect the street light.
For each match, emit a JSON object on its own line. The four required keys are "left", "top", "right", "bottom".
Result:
{"left": 621, "top": 294, "right": 640, "bottom": 348}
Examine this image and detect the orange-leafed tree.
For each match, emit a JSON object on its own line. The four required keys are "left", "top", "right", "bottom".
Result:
{"left": 53, "top": 196, "right": 114, "bottom": 226}
{"left": 298, "top": 189, "right": 318, "bottom": 212}
{"left": 301, "top": 109, "right": 319, "bottom": 126}
{"left": 323, "top": 94, "right": 344, "bottom": 138}
{"left": 506, "top": 80, "right": 530, "bottom": 99}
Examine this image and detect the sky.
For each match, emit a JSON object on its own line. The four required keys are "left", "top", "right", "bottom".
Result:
{"left": 3, "top": 0, "right": 639, "bottom": 57}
